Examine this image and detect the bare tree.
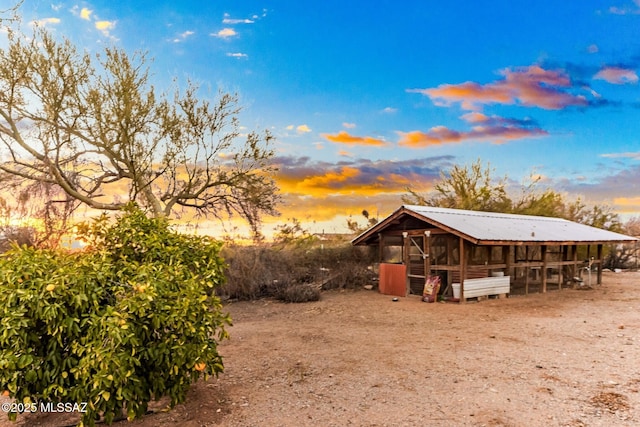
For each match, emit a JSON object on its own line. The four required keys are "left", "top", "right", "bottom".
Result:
{"left": 0, "top": 22, "right": 279, "bottom": 233}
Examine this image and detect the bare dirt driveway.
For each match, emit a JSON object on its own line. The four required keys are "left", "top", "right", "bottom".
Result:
{"left": 4, "top": 271, "right": 640, "bottom": 426}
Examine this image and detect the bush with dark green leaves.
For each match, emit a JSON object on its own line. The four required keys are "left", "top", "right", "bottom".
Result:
{"left": 0, "top": 205, "right": 230, "bottom": 426}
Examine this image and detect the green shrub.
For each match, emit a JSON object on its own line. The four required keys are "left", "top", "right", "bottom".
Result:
{"left": 0, "top": 205, "right": 231, "bottom": 426}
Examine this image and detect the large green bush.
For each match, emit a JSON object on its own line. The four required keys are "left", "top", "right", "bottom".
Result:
{"left": 0, "top": 205, "right": 230, "bottom": 426}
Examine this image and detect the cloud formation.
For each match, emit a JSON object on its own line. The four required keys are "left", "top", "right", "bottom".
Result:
{"left": 80, "top": 8, "right": 92, "bottom": 20}
{"left": 322, "top": 131, "right": 387, "bottom": 146}
{"left": 173, "top": 30, "right": 195, "bottom": 43}
{"left": 594, "top": 66, "right": 639, "bottom": 84}
{"left": 273, "top": 155, "right": 452, "bottom": 201}
{"left": 29, "top": 17, "right": 60, "bottom": 27}
{"left": 556, "top": 164, "right": 640, "bottom": 205}
{"left": 286, "top": 124, "right": 312, "bottom": 134}
{"left": 609, "top": 1, "right": 640, "bottom": 15}
{"left": 212, "top": 28, "right": 237, "bottom": 39}
{"left": 222, "top": 13, "right": 255, "bottom": 24}
{"left": 95, "top": 20, "right": 116, "bottom": 36}
{"left": 226, "top": 52, "right": 248, "bottom": 58}
{"left": 410, "top": 65, "right": 589, "bottom": 111}
{"left": 397, "top": 112, "right": 547, "bottom": 148}
{"left": 601, "top": 151, "right": 640, "bottom": 160}
{"left": 268, "top": 156, "right": 452, "bottom": 225}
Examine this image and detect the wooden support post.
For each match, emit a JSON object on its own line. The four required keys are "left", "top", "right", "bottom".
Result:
{"left": 402, "top": 232, "right": 410, "bottom": 296}
{"left": 525, "top": 246, "right": 530, "bottom": 295}
{"left": 424, "top": 230, "right": 431, "bottom": 280}
{"left": 559, "top": 245, "right": 567, "bottom": 290}
{"left": 504, "top": 245, "right": 512, "bottom": 282}
{"left": 597, "top": 244, "right": 603, "bottom": 285}
{"left": 447, "top": 236, "right": 453, "bottom": 288}
{"left": 459, "top": 237, "right": 466, "bottom": 302}
{"left": 572, "top": 244, "right": 578, "bottom": 285}
{"left": 542, "top": 245, "right": 548, "bottom": 293}
{"left": 378, "top": 233, "right": 384, "bottom": 263}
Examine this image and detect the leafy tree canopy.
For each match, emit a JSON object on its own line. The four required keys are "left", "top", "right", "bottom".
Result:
{"left": 0, "top": 16, "right": 279, "bottom": 234}
{"left": 403, "top": 159, "right": 623, "bottom": 232}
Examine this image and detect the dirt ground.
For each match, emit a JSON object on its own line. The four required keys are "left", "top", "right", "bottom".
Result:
{"left": 3, "top": 271, "right": 640, "bottom": 427}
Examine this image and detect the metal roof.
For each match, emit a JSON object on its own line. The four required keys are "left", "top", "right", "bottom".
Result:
{"left": 352, "top": 205, "right": 638, "bottom": 245}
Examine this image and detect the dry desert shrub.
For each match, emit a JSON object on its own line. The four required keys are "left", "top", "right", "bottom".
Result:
{"left": 590, "top": 391, "right": 630, "bottom": 413}
{"left": 276, "top": 283, "right": 321, "bottom": 303}
{"left": 220, "top": 243, "right": 375, "bottom": 301}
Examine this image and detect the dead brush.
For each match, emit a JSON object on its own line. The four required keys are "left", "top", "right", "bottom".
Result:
{"left": 277, "top": 283, "right": 321, "bottom": 303}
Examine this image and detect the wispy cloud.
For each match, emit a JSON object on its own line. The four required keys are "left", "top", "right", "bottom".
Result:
{"left": 557, "top": 164, "right": 640, "bottom": 204}
{"left": 398, "top": 113, "right": 547, "bottom": 148}
{"left": 594, "top": 66, "right": 639, "bottom": 84}
{"left": 601, "top": 151, "right": 640, "bottom": 160}
{"left": 409, "top": 65, "right": 590, "bottom": 111}
{"left": 342, "top": 122, "right": 357, "bottom": 129}
{"left": 322, "top": 131, "right": 388, "bottom": 146}
{"left": 226, "top": 52, "right": 248, "bottom": 59}
{"left": 222, "top": 13, "right": 255, "bottom": 25}
{"left": 173, "top": 30, "right": 195, "bottom": 43}
{"left": 211, "top": 28, "right": 237, "bottom": 39}
{"left": 30, "top": 17, "right": 61, "bottom": 27}
{"left": 609, "top": 0, "right": 640, "bottom": 14}
{"left": 382, "top": 107, "right": 397, "bottom": 114}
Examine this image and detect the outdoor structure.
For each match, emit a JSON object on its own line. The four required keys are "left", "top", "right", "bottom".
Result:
{"left": 352, "top": 205, "right": 638, "bottom": 301}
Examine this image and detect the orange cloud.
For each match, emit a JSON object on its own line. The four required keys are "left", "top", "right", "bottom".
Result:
{"left": 410, "top": 65, "right": 589, "bottom": 110}
{"left": 298, "top": 166, "right": 361, "bottom": 189}
{"left": 322, "top": 131, "right": 387, "bottom": 146}
{"left": 594, "top": 66, "right": 639, "bottom": 84}
{"left": 398, "top": 128, "right": 461, "bottom": 147}
{"left": 397, "top": 113, "right": 548, "bottom": 148}
{"left": 273, "top": 157, "right": 446, "bottom": 203}
{"left": 460, "top": 112, "right": 489, "bottom": 123}
{"left": 212, "top": 28, "right": 237, "bottom": 38}
{"left": 268, "top": 160, "right": 439, "bottom": 234}
{"left": 613, "top": 196, "right": 640, "bottom": 210}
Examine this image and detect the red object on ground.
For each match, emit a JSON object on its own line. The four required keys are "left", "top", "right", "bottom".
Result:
{"left": 379, "top": 263, "right": 406, "bottom": 297}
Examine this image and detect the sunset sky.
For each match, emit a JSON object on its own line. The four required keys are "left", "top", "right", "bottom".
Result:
{"left": 13, "top": 1, "right": 640, "bottom": 237}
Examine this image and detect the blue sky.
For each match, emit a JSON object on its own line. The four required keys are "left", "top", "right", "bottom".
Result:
{"left": 14, "top": 1, "right": 640, "bottom": 235}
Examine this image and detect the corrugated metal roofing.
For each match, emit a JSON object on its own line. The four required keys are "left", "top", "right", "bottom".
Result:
{"left": 353, "top": 205, "right": 638, "bottom": 245}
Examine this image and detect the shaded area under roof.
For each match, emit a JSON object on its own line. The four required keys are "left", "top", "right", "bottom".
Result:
{"left": 352, "top": 205, "right": 638, "bottom": 246}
